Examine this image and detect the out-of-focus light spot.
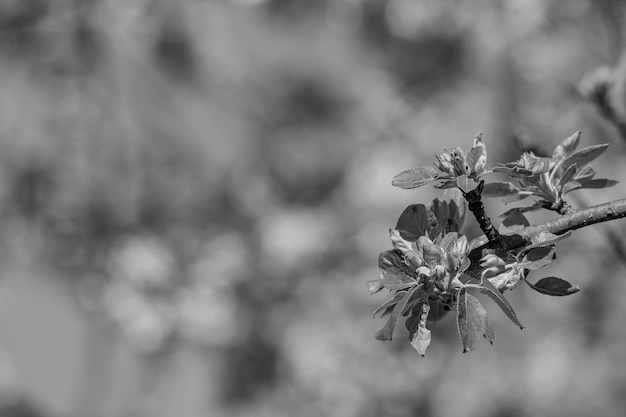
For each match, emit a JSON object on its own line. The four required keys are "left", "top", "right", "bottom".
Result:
{"left": 108, "top": 235, "right": 175, "bottom": 290}
{"left": 231, "top": 0, "right": 269, "bottom": 7}
{"left": 258, "top": 208, "right": 338, "bottom": 271}
{"left": 0, "top": 351, "right": 19, "bottom": 408}
{"left": 177, "top": 286, "right": 239, "bottom": 347}
{"left": 193, "top": 232, "right": 249, "bottom": 287}
{"left": 103, "top": 281, "right": 174, "bottom": 353}
{"left": 385, "top": 0, "right": 446, "bottom": 39}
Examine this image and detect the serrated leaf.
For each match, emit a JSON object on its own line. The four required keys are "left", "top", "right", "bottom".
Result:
{"left": 526, "top": 276, "right": 580, "bottom": 296}
{"left": 479, "top": 278, "right": 525, "bottom": 329}
{"left": 378, "top": 251, "right": 417, "bottom": 290}
{"left": 456, "top": 288, "right": 489, "bottom": 353}
{"left": 411, "top": 303, "right": 432, "bottom": 356}
{"left": 482, "top": 181, "right": 520, "bottom": 198}
{"left": 466, "top": 132, "right": 487, "bottom": 176}
{"left": 456, "top": 175, "right": 480, "bottom": 193}
{"left": 375, "top": 286, "right": 421, "bottom": 341}
{"left": 552, "top": 131, "right": 581, "bottom": 160}
{"left": 392, "top": 166, "right": 439, "bottom": 189}
{"left": 396, "top": 204, "right": 429, "bottom": 241}
{"left": 561, "top": 144, "right": 609, "bottom": 172}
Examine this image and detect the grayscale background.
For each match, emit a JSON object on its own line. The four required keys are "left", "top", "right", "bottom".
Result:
{"left": 0, "top": 1, "right": 625, "bottom": 417}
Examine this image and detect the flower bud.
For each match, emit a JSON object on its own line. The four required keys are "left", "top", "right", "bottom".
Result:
{"left": 434, "top": 152, "right": 455, "bottom": 176}
{"left": 432, "top": 264, "right": 446, "bottom": 281}
{"left": 416, "top": 266, "right": 431, "bottom": 278}
{"left": 480, "top": 254, "right": 506, "bottom": 268}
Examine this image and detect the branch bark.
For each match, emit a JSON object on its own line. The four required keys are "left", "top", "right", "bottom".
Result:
{"left": 468, "top": 198, "right": 626, "bottom": 270}
{"left": 523, "top": 198, "right": 626, "bottom": 237}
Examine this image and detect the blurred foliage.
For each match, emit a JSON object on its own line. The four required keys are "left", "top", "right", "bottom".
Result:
{"left": 0, "top": 1, "right": 624, "bottom": 417}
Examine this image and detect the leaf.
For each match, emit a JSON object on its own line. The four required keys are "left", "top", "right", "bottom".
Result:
{"left": 466, "top": 132, "right": 487, "bottom": 176}
{"left": 499, "top": 208, "right": 530, "bottom": 235}
{"left": 523, "top": 231, "right": 571, "bottom": 252}
{"left": 434, "top": 179, "right": 458, "bottom": 189}
{"left": 401, "top": 284, "right": 425, "bottom": 316}
{"left": 565, "top": 178, "right": 618, "bottom": 194}
{"left": 378, "top": 251, "right": 417, "bottom": 290}
{"left": 556, "top": 165, "right": 577, "bottom": 191}
{"left": 396, "top": 204, "right": 429, "bottom": 241}
{"left": 552, "top": 131, "right": 581, "bottom": 160}
{"left": 491, "top": 165, "right": 533, "bottom": 176}
{"left": 439, "top": 232, "right": 459, "bottom": 250}
{"left": 526, "top": 276, "right": 580, "bottom": 296}
{"left": 373, "top": 292, "right": 405, "bottom": 318}
{"left": 519, "top": 246, "right": 556, "bottom": 270}
{"left": 405, "top": 302, "right": 424, "bottom": 338}
{"left": 366, "top": 280, "right": 383, "bottom": 295}
{"left": 479, "top": 278, "right": 525, "bottom": 329}
{"left": 427, "top": 301, "right": 449, "bottom": 322}
{"left": 500, "top": 193, "right": 532, "bottom": 204}
{"left": 411, "top": 303, "right": 432, "bottom": 356}
{"left": 469, "top": 235, "right": 489, "bottom": 251}
{"left": 484, "top": 318, "right": 495, "bottom": 345}
{"left": 561, "top": 144, "right": 609, "bottom": 172}
{"left": 499, "top": 202, "right": 543, "bottom": 218}
{"left": 525, "top": 156, "right": 553, "bottom": 175}
{"left": 580, "top": 178, "right": 618, "bottom": 189}
{"left": 442, "top": 188, "right": 467, "bottom": 227}
{"left": 392, "top": 166, "right": 439, "bottom": 189}
{"left": 456, "top": 288, "right": 489, "bottom": 353}
{"left": 375, "top": 286, "right": 421, "bottom": 341}
{"left": 429, "top": 199, "right": 462, "bottom": 239}
{"left": 482, "top": 181, "right": 520, "bottom": 198}
{"left": 456, "top": 175, "right": 480, "bottom": 193}
{"left": 525, "top": 245, "right": 553, "bottom": 261}
{"left": 573, "top": 165, "right": 596, "bottom": 182}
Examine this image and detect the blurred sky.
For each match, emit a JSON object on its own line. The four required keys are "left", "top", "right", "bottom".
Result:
{"left": 0, "top": 1, "right": 626, "bottom": 417}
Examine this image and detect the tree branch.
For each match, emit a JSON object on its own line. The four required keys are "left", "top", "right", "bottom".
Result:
{"left": 462, "top": 181, "right": 500, "bottom": 242}
{"left": 468, "top": 198, "right": 626, "bottom": 271}
{"left": 523, "top": 198, "right": 626, "bottom": 237}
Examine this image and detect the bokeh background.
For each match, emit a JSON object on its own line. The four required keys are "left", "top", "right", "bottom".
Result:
{"left": 1, "top": 1, "right": 626, "bottom": 416}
